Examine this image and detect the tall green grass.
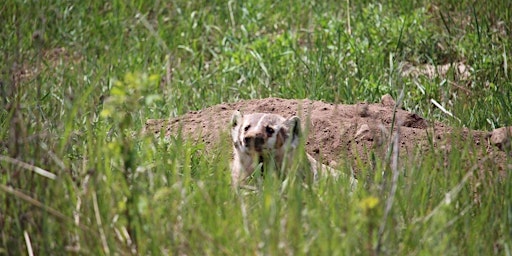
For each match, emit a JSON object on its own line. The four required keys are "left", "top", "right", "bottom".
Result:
{"left": 1, "top": 0, "right": 511, "bottom": 254}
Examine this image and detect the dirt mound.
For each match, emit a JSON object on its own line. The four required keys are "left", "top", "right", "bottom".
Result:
{"left": 145, "top": 96, "right": 510, "bottom": 175}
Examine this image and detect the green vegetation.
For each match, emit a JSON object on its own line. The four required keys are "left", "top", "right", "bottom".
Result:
{"left": 1, "top": 0, "right": 511, "bottom": 254}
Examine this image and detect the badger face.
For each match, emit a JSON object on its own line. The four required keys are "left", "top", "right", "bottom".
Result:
{"left": 231, "top": 111, "right": 301, "bottom": 156}
{"left": 230, "top": 110, "right": 302, "bottom": 185}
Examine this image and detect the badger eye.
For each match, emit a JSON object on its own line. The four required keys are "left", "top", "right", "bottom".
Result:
{"left": 265, "top": 126, "right": 274, "bottom": 135}
{"left": 244, "top": 125, "right": 251, "bottom": 132}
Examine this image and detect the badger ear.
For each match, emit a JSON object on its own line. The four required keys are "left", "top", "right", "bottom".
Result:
{"left": 231, "top": 110, "right": 243, "bottom": 128}
{"left": 283, "top": 116, "right": 301, "bottom": 148}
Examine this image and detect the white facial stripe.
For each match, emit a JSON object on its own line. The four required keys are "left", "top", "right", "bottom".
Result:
{"left": 232, "top": 125, "right": 239, "bottom": 142}
{"left": 238, "top": 120, "right": 245, "bottom": 148}
{"left": 255, "top": 114, "right": 267, "bottom": 131}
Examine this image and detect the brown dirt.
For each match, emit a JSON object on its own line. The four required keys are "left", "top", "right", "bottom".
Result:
{"left": 9, "top": 47, "right": 82, "bottom": 84}
{"left": 145, "top": 96, "right": 510, "bottom": 176}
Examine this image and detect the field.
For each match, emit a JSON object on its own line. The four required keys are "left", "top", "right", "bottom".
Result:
{"left": 1, "top": 0, "right": 511, "bottom": 255}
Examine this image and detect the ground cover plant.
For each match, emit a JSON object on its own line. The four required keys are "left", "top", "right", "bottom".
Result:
{"left": 1, "top": 0, "right": 511, "bottom": 255}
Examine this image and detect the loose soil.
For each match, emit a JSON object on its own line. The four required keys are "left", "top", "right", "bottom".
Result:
{"left": 145, "top": 96, "right": 510, "bottom": 177}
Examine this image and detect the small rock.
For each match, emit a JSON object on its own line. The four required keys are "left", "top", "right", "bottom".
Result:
{"left": 355, "top": 124, "right": 372, "bottom": 141}
{"left": 357, "top": 103, "right": 369, "bottom": 117}
{"left": 381, "top": 94, "right": 396, "bottom": 107}
{"left": 490, "top": 126, "right": 512, "bottom": 151}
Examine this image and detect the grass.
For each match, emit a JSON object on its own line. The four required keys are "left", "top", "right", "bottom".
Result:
{"left": 1, "top": 0, "right": 511, "bottom": 254}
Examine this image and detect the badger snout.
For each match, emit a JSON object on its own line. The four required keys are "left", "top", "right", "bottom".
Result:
{"left": 244, "top": 133, "right": 265, "bottom": 152}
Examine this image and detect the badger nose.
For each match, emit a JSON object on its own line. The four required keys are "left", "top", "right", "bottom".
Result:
{"left": 244, "top": 135, "right": 265, "bottom": 151}
{"left": 254, "top": 137, "right": 265, "bottom": 149}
